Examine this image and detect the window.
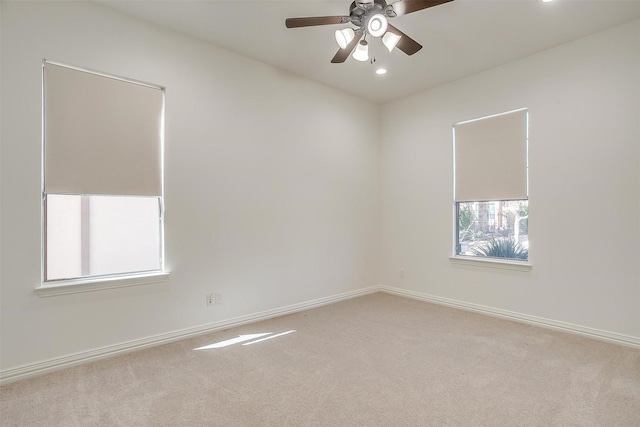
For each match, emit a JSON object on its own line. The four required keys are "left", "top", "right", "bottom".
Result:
{"left": 42, "top": 61, "right": 165, "bottom": 284}
{"left": 453, "top": 109, "right": 529, "bottom": 262}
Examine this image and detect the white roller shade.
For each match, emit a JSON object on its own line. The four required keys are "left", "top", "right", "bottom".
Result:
{"left": 44, "top": 62, "right": 163, "bottom": 196}
{"left": 454, "top": 109, "right": 527, "bottom": 202}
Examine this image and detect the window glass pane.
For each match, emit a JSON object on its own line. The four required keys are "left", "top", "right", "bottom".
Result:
{"left": 457, "top": 200, "right": 528, "bottom": 261}
{"left": 46, "top": 195, "right": 161, "bottom": 281}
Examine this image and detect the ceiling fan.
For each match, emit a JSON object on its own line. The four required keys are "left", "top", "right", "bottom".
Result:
{"left": 285, "top": 0, "right": 454, "bottom": 63}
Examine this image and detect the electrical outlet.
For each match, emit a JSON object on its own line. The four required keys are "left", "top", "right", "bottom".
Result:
{"left": 206, "top": 293, "right": 214, "bottom": 306}
{"left": 215, "top": 293, "right": 222, "bottom": 304}
{"left": 400, "top": 269, "right": 405, "bottom": 278}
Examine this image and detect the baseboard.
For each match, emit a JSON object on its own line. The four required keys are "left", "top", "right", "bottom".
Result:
{"left": 4, "top": 285, "right": 637, "bottom": 385}
{"left": 379, "top": 285, "right": 640, "bottom": 349}
{"left": 0, "top": 286, "right": 379, "bottom": 385}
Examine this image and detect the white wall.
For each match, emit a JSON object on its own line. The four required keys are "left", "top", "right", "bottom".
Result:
{"left": 0, "top": 1, "right": 380, "bottom": 371}
{"left": 380, "top": 20, "right": 640, "bottom": 338}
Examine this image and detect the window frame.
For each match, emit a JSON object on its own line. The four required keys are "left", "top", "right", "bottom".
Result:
{"left": 450, "top": 109, "right": 531, "bottom": 270}
{"left": 38, "top": 60, "right": 168, "bottom": 294}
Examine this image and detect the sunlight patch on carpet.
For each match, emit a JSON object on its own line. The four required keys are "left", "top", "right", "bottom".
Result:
{"left": 242, "top": 330, "right": 296, "bottom": 346}
{"left": 193, "top": 330, "right": 296, "bottom": 350}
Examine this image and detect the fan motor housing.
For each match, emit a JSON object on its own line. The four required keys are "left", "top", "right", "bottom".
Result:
{"left": 350, "top": 0, "right": 388, "bottom": 28}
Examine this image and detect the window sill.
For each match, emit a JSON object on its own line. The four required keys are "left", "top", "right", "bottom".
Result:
{"left": 35, "top": 272, "right": 170, "bottom": 297}
{"left": 449, "top": 256, "right": 531, "bottom": 272}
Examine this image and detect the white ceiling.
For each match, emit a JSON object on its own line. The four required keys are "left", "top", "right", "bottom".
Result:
{"left": 96, "top": 0, "right": 640, "bottom": 104}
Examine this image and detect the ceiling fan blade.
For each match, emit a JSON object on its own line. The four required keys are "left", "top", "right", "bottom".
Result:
{"left": 331, "top": 34, "right": 362, "bottom": 63}
{"left": 285, "top": 16, "right": 350, "bottom": 28}
{"left": 386, "top": 24, "right": 422, "bottom": 56}
{"left": 390, "top": 0, "right": 454, "bottom": 17}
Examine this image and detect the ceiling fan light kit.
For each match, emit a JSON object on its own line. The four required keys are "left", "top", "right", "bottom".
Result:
{"left": 353, "top": 40, "right": 370, "bottom": 61}
{"left": 285, "top": 0, "right": 455, "bottom": 64}
{"left": 335, "top": 28, "right": 356, "bottom": 49}
{"left": 382, "top": 31, "right": 402, "bottom": 52}
{"left": 367, "top": 13, "right": 388, "bottom": 37}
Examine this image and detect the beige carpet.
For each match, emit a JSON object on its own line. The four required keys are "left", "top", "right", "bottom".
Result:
{"left": 1, "top": 292, "right": 639, "bottom": 426}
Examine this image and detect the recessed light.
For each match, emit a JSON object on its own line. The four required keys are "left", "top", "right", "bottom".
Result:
{"left": 542, "top": 0, "right": 553, "bottom": 2}
{"left": 376, "top": 68, "right": 387, "bottom": 75}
